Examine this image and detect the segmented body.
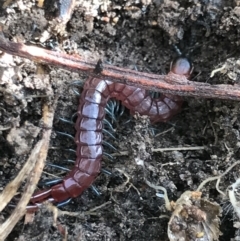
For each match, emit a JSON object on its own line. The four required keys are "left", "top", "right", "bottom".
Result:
{"left": 29, "top": 57, "right": 192, "bottom": 209}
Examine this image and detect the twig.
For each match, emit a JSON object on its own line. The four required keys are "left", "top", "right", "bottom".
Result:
{"left": 152, "top": 146, "right": 205, "bottom": 152}
{"left": 46, "top": 200, "right": 112, "bottom": 218}
{"left": 196, "top": 160, "right": 240, "bottom": 195}
{"left": 154, "top": 127, "right": 174, "bottom": 137}
{"left": 0, "top": 138, "right": 42, "bottom": 213}
{"left": 145, "top": 180, "right": 171, "bottom": 211}
{"left": 114, "top": 168, "right": 141, "bottom": 195}
{"left": 111, "top": 146, "right": 205, "bottom": 156}
{"left": 0, "top": 100, "right": 57, "bottom": 240}
{"left": 1, "top": 33, "right": 240, "bottom": 101}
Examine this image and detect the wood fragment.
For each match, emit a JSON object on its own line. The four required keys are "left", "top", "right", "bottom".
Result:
{"left": 1, "top": 33, "right": 240, "bottom": 101}
{"left": 0, "top": 99, "right": 57, "bottom": 241}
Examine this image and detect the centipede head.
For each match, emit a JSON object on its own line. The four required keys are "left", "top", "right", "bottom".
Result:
{"left": 170, "top": 57, "right": 193, "bottom": 78}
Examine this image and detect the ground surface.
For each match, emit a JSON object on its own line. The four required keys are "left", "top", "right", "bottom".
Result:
{"left": 1, "top": 0, "right": 240, "bottom": 240}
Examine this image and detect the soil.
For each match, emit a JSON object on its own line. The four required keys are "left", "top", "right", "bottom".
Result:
{"left": 1, "top": 0, "right": 240, "bottom": 240}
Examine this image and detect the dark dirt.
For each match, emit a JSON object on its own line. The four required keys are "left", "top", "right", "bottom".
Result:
{"left": 1, "top": 0, "right": 240, "bottom": 240}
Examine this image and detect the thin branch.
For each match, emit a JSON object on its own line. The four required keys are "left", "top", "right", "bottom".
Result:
{"left": 111, "top": 146, "right": 205, "bottom": 157}
{"left": 0, "top": 100, "right": 57, "bottom": 241}
{"left": 1, "top": 33, "right": 240, "bottom": 101}
{"left": 196, "top": 160, "right": 240, "bottom": 194}
{"left": 0, "top": 138, "right": 42, "bottom": 213}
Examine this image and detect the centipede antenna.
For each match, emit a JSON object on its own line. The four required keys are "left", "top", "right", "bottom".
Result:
{"left": 57, "top": 198, "right": 72, "bottom": 207}
{"left": 56, "top": 131, "right": 75, "bottom": 141}
{"left": 102, "top": 129, "right": 116, "bottom": 140}
{"left": 101, "top": 168, "right": 112, "bottom": 176}
{"left": 58, "top": 117, "right": 74, "bottom": 125}
{"left": 103, "top": 151, "right": 114, "bottom": 160}
{"left": 103, "top": 119, "right": 115, "bottom": 132}
{"left": 46, "top": 163, "right": 70, "bottom": 171}
{"left": 90, "top": 185, "right": 101, "bottom": 196}
{"left": 103, "top": 140, "right": 118, "bottom": 152}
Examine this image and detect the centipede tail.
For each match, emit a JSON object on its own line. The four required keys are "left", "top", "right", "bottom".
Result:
{"left": 28, "top": 57, "right": 192, "bottom": 210}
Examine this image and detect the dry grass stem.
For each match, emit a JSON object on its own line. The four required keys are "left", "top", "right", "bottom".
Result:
{"left": 0, "top": 99, "right": 57, "bottom": 240}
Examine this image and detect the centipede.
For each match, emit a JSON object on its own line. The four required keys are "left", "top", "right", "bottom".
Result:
{"left": 28, "top": 57, "right": 192, "bottom": 210}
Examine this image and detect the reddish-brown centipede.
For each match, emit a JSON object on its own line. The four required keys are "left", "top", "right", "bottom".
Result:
{"left": 28, "top": 57, "right": 192, "bottom": 210}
